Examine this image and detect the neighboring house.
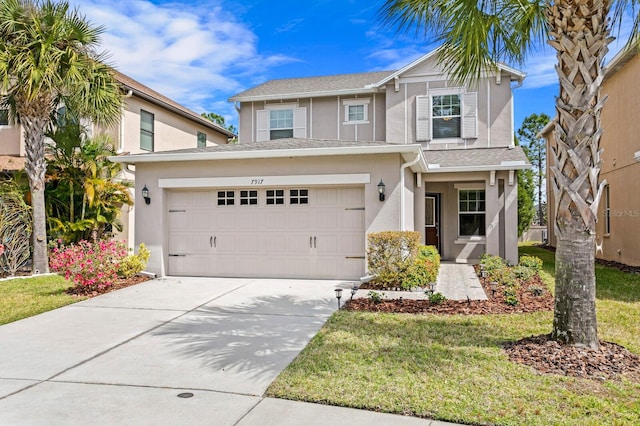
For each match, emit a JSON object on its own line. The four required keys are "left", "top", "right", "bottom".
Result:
{"left": 113, "top": 48, "right": 530, "bottom": 280}
{"left": 542, "top": 47, "right": 640, "bottom": 266}
{"left": 0, "top": 71, "right": 235, "bottom": 245}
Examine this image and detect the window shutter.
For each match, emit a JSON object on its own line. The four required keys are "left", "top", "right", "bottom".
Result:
{"left": 256, "top": 110, "right": 268, "bottom": 141}
{"left": 416, "top": 95, "right": 431, "bottom": 141}
{"left": 462, "top": 92, "right": 478, "bottom": 139}
{"left": 293, "top": 107, "right": 307, "bottom": 138}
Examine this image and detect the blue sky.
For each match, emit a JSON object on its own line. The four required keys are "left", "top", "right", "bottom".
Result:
{"left": 72, "top": 0, "right": 631, "bottom": 133}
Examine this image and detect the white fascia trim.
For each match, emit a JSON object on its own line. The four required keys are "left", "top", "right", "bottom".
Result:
{"left": 372, "top": 47, "right": 526, "bottom": 87}
{"left": 159, "top": 173, "right": 371, "bottom": 189}
{"left": 427, "top": 164, "right": 531, "bottom": 173}
{"left": 110, "top": 144, "right": 429, "bottom": 170}
{"left": 229, "top": 88, "right": 379, "bottom": 103}
{"left": 634, "top": 150, "right": 640, "bottom": 162}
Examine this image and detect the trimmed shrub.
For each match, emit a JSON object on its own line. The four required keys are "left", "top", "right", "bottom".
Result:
{"left": 428, "top": 292, "right": 447, "bottom": 304}
{"left": 480, "top": 253, "right": 506, "bottom": 271}
{"left": 519, "top": 255, "right": 543, "bottom": 271}
{"left": 49, "top": 240, "right": 128, "bottom": 290}
{"left": 403, "top": 245, "right": 441, "bottom": 289}
{"left": 367, "top": 231, "right": 421, "bottom": 289}
{"left": 118, "top": 243, "right": 151, "bottom": 278}
{"left": 514, "top": 265, "right": 537, "bottom": 282}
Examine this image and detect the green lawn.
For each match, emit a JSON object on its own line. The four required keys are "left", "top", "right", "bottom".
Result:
{"left": 0, "top": 275, "right": 84, "bottom": 325}
{"left": 268, "top": 245, "right": 640, "bottom": 426}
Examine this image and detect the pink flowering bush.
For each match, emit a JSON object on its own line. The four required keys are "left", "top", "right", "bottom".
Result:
{"left": 49, "top": 240, "right": 128, "bottom": 290}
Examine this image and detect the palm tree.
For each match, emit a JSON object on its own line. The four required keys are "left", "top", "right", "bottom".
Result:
{"left": 0, "top": 0, "right": 122, "bottom": 273}
{"left": 380, "top": 0, "right": 639, "bottom": 349}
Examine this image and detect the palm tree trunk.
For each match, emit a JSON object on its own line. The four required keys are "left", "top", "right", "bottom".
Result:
{"left": 21, "top": 115, "right": 50, "bottom": 274}
{"left": 547, "top": 0, "right": 612, "bottom": 349}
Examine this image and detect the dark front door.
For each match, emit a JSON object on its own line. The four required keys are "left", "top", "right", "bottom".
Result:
{"left": 425, "top": 193, "right": 441, "bottom": 251}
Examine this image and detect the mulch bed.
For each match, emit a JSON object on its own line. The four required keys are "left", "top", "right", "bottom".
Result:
{"left": 345, "top": 267, "right": 640, "bottom": 382}
{"left": 65, "top": 274, "right": 152, "bottom": 297}
{"left": 541, "top": 244, "right": 640, "bottom": 274}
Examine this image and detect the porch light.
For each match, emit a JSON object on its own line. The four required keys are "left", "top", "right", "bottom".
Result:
{"left": 142, "top": 185, "right": 151, "bottom": 205}
{"left": 335, "top": 288, "right": 343, "bottom": 309}
{"left": 377, "top": 179, "right": 386, "bottom": 202}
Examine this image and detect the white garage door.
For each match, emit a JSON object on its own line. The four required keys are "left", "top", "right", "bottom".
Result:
{"left": 167, "top": 186, "right": 365, "bottom": 279}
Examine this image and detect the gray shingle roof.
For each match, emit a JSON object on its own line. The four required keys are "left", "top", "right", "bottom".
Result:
{"left": 118, "top": 138, "right": 400, "bottom": 158}
{"left": 229, "top": 71, "right": 394, "bottom": 101}
{"left": 423, "top": 147, "right": 530, "bottom": 169}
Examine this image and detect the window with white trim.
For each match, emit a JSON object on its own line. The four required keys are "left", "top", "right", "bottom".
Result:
{"left": 140, "top": 110, "right": 154, "bottom": 151}
{"left": 459, "top": 189, "right": 486, "bottom": 236}
{"left": 217, "top": 191, "right": 235, "bottom": 206}
{"left": 290, "top": 189, "right": 309, "bottom": 205}
{"left": 416, "top": 90, "right": 477, "bottom": 142}
{"left": 240, "top": 190, "right": 258, "bottom": 206}
{"left": 256, "top": 105, "right": 307, "bottom": 141}
{"left": 197, "top": 131, "right": 207, "bottom": 148}
{"left": 269, "top": 109, "right": 294, "bottom": 139}
{"left": 343, "top": 98, "right": 370, "bottom": 124}
{"left": 604, "top": 184, "right": 611, "bottom": 234}
{"left": 432, "top": 94, "right": 461, "bottom": 138}
{"left": 266, "top": 189, "right": 285, "bottom": 205}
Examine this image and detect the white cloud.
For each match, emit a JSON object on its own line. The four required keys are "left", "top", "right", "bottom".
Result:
{"left": 71, "top": 0, "right": 297, "bottom": 121}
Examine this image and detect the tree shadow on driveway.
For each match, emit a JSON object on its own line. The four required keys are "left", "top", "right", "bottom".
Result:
{"left": 150, "top": 295, "right": 333, "bottom": 387}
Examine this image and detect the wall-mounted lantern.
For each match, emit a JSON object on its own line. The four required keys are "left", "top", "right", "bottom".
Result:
{"left": 377, "top": 179, "right": 386, "bottom": 202}
{"left": 142, "top": 185, "right": 151, "bottom": 205}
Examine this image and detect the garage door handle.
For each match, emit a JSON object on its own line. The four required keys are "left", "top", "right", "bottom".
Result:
{"left": 210, "top": 236, "right": 213, "bottom": 248}
{"left": 214, "top": 236, "right": 217, "bottom": 248}
{"left": 169, "top": 254, "right": 186, "bottom": 257}
{"left": 314, "top": 236, "right": 317, "bottom": 248}
{"left": 310, "top": 237, "right": 313, "bottom": 248}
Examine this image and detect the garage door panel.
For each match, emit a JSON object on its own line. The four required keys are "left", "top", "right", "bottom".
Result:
{"left": 168, "top": 187, "right": 365, "bottom": 279}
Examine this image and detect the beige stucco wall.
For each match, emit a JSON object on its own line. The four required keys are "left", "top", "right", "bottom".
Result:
{"left": 0, "top": 125, "right": 23, "bottom": 156}
{"left": 545, "top": 53, "right": 640, "bottom": 266}
{"left": 133, "top": 153, "right": 411, "bottom": 276}
{"left": 104, "top": 96, "right": 229, "bottom": 154}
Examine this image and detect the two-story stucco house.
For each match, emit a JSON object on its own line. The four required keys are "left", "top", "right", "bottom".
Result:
{"left": 0, "top": 71, "right": 235, "bottom": 245}
{"left": 542, "top": 47, "right": 640, "bottom": 267}
{"left": 113, "top": 48, "right": 530, "bottom": 280}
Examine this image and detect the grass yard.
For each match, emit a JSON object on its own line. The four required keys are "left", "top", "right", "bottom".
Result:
{"left": 268, "top": 245, "right": 640, "bottom": 426}
{"left": 0, "top": 275, "right": 84, "bottom": 325}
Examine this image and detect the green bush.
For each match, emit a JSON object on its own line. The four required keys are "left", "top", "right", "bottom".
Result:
{"left": 368, "top": 291, "right": 384, "bottom": 304}
{"left": 519, "top": 255, "right": 543, "bottom": 271}
{"left": 367, "top": 231, "right": 421, "bottom": 289}
{"left": 117, "top": 243, "right": 151, "bottom": 278}
{"left": 480, "top": 254, "right": 507, "bottom": 271}
{"left": 403, "top": 258, "right": 437, "bottom": 290}
{"left": 428, "top": 292, "right": 447, "bottom": 304}
{"left": 513, "top": 265, "right": 537, "bottom": 282}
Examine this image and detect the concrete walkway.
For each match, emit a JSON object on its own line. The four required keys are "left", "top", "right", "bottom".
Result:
{"left": 0, "top": 277, "right": 457, "bottom": 425}
{"left": 436, "top": 262, "right": 487, "bottom": 300}
{"left": 353, "top": 262, "right": 487, "bottom": 301}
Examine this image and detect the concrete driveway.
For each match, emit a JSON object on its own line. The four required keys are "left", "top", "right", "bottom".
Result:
{"left": 0, "top": 277, "right": 440, "bottom": 425}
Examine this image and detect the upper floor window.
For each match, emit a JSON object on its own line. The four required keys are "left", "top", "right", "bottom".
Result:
{"left": 432, "top": 94, "right": 461, "bottom": 138}
{"left": 140, "top": 110, "right": 154, "bottom": 151}
{"left": 343, "top": 98, "right": 370, "bottom": 124}
{"left": 416, "top": 90, "right": 477, "bottom": 142}
{"left": 197, "top": 131, "right": 207, "bottom": 148}
{"left": 0, "top": 109, "right": 9, "bottom": 126}
{"left": 256, "top": 105, "right": 307, "bottom": 142}
{"left": 269, "top": 109, "right": 294, "bottom": 139}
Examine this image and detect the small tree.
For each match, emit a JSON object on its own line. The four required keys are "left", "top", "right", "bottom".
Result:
{"left": 517, "top": 114, "right": 550, "bottom": 225}
{"left": 46, "top": 117, "right": 133, "bottom": 244}
{"left": 201, "top": 112, "right": 237, "bottom": 134}
{"left": 515, "top": 136, "right": 535, "bottom": 237}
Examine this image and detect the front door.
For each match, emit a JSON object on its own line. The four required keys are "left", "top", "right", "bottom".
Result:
{"left": 425, "top": 193, "right": 440, "bottom": 251}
